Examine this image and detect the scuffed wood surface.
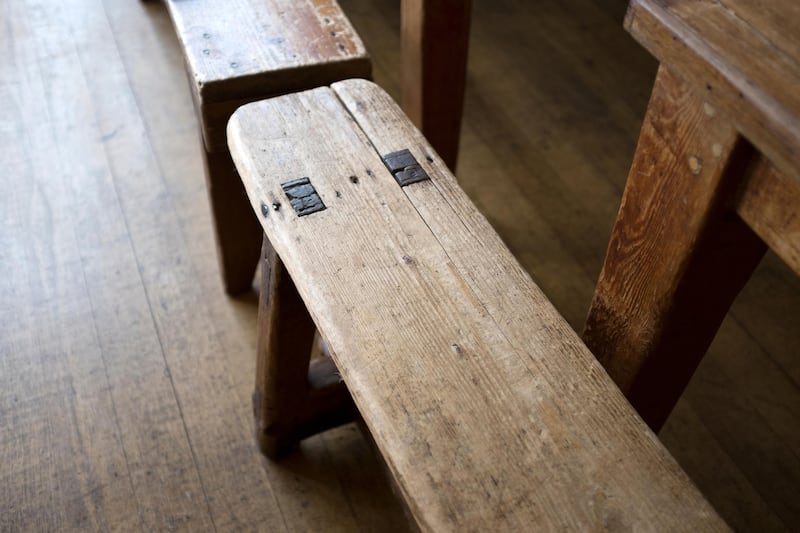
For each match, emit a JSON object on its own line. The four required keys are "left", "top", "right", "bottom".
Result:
{"left": 0, "top": 0, "right": 283, "bottom": 528}
{"left": 625, "top": 0, "right": 800, "bottom": 183}
{"left": 165, "top": 0, "right": 371, "bottom": 150}
{"left": 228, "top": 79, "right": 726, "bottom": 531}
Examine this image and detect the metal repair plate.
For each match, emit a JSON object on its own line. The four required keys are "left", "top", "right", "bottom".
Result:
{"left": 281, "top": 177, "right": 326, "bottom": 216}
{"left": 381, "top": 149, "right": 431, "bottom": 187}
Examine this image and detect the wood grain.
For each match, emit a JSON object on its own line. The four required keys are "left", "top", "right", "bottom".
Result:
{"left": 68, "top": 2, "right": 295, "bottom": 529}
{"left": 228, "top": 79, "right": 725, "bottom": 531}
{"left": 0, "top": 0, "right": 219, "bottom": 528}
{"left": 584, "top": 65, "right": 767, "bottom": 430}
{"left": 165, "top": 0, "right": 372, "bottom": 152}
{"left": 401, "top": 0, "right": 472, "bottom": 170}
{"left": 1, "top": 0, "right": 388, "bottom": 529}
{"left": 625, "top": 0, "right": 800, "bottom": 183}
{"left": 736, "top": 158, "right": 800, "bottom": 276}
{"left": 164, "top": 0, "right": 371, "bottom": 294}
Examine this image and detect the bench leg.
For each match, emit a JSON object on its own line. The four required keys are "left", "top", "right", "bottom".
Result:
{"left": 401, "top": 0, "right": 471, "bottom": 171}
{"left": 203, "top": 149, "right": 263, "bottom": 295}
{"left": 583, "top": 66, "right": 767, "bottom": 431}
{"left": 254, "top": 236, "right": 355, "bottom": 459}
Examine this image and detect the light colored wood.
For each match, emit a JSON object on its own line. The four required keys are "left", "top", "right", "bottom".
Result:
{"left": 451, "top": 0, "right": 799, "bottom": 524}
{"left": 401, "top": 0, "right": 471, "bottom": 170}
{"left": 228, "top": 79, "right": 725, "bottom": 531}
{"left": 65, "top": 0, "right": 293, "bottom": 527}
{"left": 165, "top": 0, "right": 372, "bottom": 152}
{"left": 624, "top": 0, "right": 800, "bottom": 183}
{"left": 736, "top": 158, "right": 800, "bottom": 276}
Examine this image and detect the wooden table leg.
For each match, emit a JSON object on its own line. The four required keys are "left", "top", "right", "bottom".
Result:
{"left": 254, "top": 236, "right": 355, "bottom": 459}
{"left": 583, "top": 66, "right": 768, "bottom": 432}
{"left": 203, "top": 149, "right": 264, "bottom": 295}
{"left": 401, "top": 0, "right": 471, "bottom": 171}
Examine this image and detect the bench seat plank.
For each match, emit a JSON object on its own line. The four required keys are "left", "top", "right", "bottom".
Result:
{"left": 165, "top": 0, "right": 370, "bottom": 151}
{"left": 228, "top": 80, "right": 726, "bottom": 531}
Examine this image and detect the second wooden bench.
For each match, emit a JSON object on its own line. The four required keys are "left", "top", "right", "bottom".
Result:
{"left": 164, "top": 0, "right": 371, "bottom": 294}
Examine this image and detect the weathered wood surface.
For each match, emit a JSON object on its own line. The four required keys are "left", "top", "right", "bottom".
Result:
{"left": 625, "top": 0, "right": 800, "bottom": 183}
{"left": 228, "top": 79, "right": 725, "bottom": 531}
{"left": 401, "top": 0, "right": 472, "bottom": 170}
{"left": 583, "top": 65, "right": 768, "bottom": 430}
{"left": 165, "top": 0, "right": 371, "bottom": 151}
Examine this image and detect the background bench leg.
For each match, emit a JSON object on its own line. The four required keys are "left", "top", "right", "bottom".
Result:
{"left": 203, "top": 149, "right": 263, "bottom": 295}
{"left": 401, "top": 0, "right": 471, "bottom": 171}
{"left": 583, "top": 66, "right": 767, "bottom": 431}
{"left": 254, "top": 236, "right": 355, "bottom": 459}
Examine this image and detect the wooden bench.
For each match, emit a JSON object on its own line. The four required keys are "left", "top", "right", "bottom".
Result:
{"left": 164, "top": 0, "right": 371, "bottom": 294}
{"left": 227, "top": 79, "right": 728, "bottom": 530}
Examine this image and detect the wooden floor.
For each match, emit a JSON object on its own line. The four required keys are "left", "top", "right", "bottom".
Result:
{"left": 1, "top": 0, "right": 797, "bottom": 530}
